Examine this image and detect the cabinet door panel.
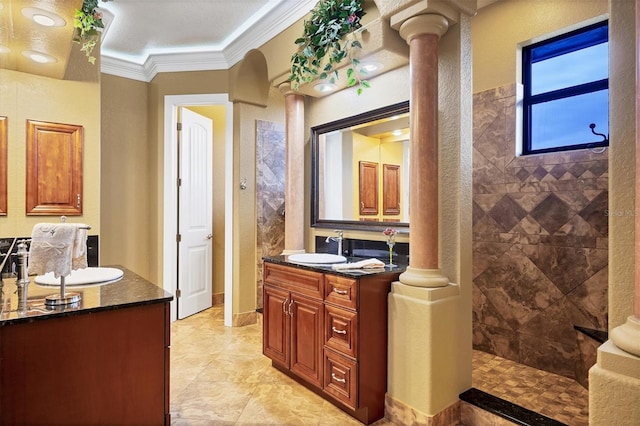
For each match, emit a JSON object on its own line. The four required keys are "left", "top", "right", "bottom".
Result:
{"left": 263, "top": 285, "right": 290, "bottom": 368}
{"left": 26, "top": 120, "right": 83, "bottom": 215}
{"left": 383, "top": 164, "right": 400, "bottom": 216}
{"left": 290, "top": 293, "right": 324, "bottom": 387}
{"left": 358, "top": 161, "right": 378, "bottom": 215}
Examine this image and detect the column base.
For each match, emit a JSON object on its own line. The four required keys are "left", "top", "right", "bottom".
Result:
{"left": 385, "top": 394, "right": 460, "bottom": 426}
{"left": 387, "top": 280, "right": 470, "bottom": 416}
{"left": 610, "top": 315, "right": 640, "bottom": 357}
{"left": 280, "top": 249, "right": 305, "bottom": 256}
{"left": 399, "top": 266, "right": 450, "bottom": 287}
{"left": 589, "top": 340, "right": 640, "bottom": 426}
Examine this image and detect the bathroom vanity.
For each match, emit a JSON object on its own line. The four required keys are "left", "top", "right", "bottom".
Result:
{"left": 0, "top": 267, "right": 173, "bottom": 425}
{"left": 262, "top": 256, "right": 403, "bottom": 425}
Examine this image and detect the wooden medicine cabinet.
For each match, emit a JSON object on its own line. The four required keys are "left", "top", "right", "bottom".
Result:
{"left": 26, "top": 120, "right": 83, "bottom": 215}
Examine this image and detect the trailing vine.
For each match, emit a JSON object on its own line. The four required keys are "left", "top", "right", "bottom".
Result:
{"left": 289, "top": 0, "right": 369, "bottom": 94}
{"left": 73, "top": 0, "right": 112, "bottom": 64}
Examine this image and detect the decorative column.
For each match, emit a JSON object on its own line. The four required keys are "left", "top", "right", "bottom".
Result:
{"left": 398, "top": 14, "right": 449, "bottom": 288}
{"left": 386, "top": 8, "right": 473, "bottom": 423}
{"left": 279, "top": 83, "right": 306, "bottom": 255}
{"left": 589, "top": 1, "right": 640, "bottom": 425}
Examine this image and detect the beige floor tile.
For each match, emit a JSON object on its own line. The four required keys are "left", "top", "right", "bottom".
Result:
{"left": 171, "top": 307, "right": 589, "bottom": 426}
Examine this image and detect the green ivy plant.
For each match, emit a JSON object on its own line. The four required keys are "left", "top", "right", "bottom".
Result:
{"left": 73, "top": 0, "right": 113, "bottom": 64}
{"left": 289, "top": 0, "right": 369, "bottom": 95}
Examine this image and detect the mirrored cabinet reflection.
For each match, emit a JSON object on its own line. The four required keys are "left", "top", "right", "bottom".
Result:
{"left": 313, "top": 101, "right": 409, "bottom": 228}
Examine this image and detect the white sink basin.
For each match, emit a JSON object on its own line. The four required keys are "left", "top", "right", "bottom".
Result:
{"left": 35, "top": 267, "right": 124, "bottom": 286}
{"left": 287, "top": 253, "right": 347, "bottom": 264}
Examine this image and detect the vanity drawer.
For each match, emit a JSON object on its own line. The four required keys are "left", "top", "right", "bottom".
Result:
{"left": 324, "top": 348, "right": 358, "bottom": 410}
{"left": 324, "top": 305, "right": 358, "bottom": 358}
{"left": 324, "top": 275, "right": 358, "bottom": 309}
{"left": 324, "top": 305, "right": 358, "bottom": 359}
{"left": 263, "top": 262, "right": 324, "bottom": 299}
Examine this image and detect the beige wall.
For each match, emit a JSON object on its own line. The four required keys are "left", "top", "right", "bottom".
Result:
{"left": 472, "top": 0, "right": 608, "bottom": 93}
{"left": 0, "top": 69, "right": 100, "bottom": 238}
{"left": 100, "top": 74, "right": 149, "bottom": 277}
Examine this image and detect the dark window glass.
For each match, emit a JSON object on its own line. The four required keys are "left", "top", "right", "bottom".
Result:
{"left": 522, "top": 21, "right": 609, "bottom": 154}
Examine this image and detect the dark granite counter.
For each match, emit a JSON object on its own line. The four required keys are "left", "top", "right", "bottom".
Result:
{"left": 263, "top": 255, "right": 406, "bottom": 278}
{"left": 0, "top": 266, "right": 173, "bottom": 326}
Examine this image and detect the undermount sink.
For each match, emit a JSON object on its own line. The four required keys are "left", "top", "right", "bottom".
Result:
{"left": 34, "top": 267, "right": 124, "bottom": 286}
{"left": 287, "top": 253, "right": 347, "bottom": 264}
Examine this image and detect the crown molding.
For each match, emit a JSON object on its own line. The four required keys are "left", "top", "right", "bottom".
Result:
{"left": 100, "top": 0, "right": 316, "bottom": 82}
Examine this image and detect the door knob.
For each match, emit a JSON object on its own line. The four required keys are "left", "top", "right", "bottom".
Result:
{"left": 206, "top": 234, "right": 213, "bottom": 239}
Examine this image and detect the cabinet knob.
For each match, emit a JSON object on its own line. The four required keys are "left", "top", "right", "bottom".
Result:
{"left": 331, "top": 326, "right": 347, "bottom": 335}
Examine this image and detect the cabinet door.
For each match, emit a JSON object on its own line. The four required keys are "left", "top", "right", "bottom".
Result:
{"left": 358, "top": 161, "right": 378, "bottom": 216}
{"left": 290, "top": 293, "right": 324, "bottom": 387}
{"left": 263, "top": 285, "right": 290, "bottom": 368}
{"left": 26, "top": 120, "right": 83, "bottom": 215}
{"left": 383, "top": 164, "right": 400, "bottom": 216}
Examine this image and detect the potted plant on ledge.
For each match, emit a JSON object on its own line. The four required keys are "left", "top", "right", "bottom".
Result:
{"left": 289, "top": 0, "right": 370, "bottom": 95}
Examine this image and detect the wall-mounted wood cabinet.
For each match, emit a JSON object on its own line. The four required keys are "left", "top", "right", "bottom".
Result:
{"left": 383, "top": 164, "right": 400, "bottom": 216}
{"left": 358, "top": 161, "right": 378, "bottom": 216}
{"left": 26, "top": 120, "right": 83, "bottom": 215}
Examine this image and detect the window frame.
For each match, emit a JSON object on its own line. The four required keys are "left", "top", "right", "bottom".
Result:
{"left": 522, "top": 20, "right": 609, "bottom": 155}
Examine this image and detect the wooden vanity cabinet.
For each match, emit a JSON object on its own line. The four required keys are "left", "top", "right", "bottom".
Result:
{"left": 263, "top": 261, "right": 399, "bottom": 425}
{"left": 263, "top": 263, "right": 324, "bottom": 388}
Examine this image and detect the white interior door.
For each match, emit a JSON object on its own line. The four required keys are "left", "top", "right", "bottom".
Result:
{"left": 178, "top": 107, "right": 213, "bottom": 319}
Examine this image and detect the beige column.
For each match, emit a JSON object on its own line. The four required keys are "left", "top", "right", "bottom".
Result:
{"left": 609, "top": 0, "right": 640, "bottom": 355}
{"left": 398, "top": 14, "right": 449, "bottom": 288}
{"left": 279, "top": 83, "right": 306, "bottom": 255}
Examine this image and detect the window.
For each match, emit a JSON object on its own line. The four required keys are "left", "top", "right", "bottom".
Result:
{"left": 522, "top": 20, "right": 609, "bottom": 155}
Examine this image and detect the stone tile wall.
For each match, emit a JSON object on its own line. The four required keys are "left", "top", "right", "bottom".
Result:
{"left": 256, "top": 120, "right": 286, "bottom": 310}
{"left": 472, "top": 84, "right": 608, "bottom": 383}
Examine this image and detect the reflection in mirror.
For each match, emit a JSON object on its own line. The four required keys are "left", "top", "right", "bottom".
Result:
{"left": 0, "top": 116, "right": 6, "bottom": 215}
{"left": 312, "top": 101, "right": 409, "bottom": 230}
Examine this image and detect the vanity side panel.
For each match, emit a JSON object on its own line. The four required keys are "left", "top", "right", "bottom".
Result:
{"left": 0, "top": 302, "right": 168, "bottom": 425}
{"left": 357, "top": 272, "right": 398, "bottom": 422}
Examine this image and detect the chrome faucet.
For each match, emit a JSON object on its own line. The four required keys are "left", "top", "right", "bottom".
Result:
{"left": 325, "top": 230, "right": 344, "bottom": 256}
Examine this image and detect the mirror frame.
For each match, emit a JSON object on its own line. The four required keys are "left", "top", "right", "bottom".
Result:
{"left": 311, "top": 100, "right": 410, "bottom": 231}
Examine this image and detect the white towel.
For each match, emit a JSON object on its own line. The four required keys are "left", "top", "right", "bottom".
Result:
{"left": 331, "top": 258, "right": 385, "bottom": 270}
{"left": 28, "top": 223, "right": 88, "bottom": 278}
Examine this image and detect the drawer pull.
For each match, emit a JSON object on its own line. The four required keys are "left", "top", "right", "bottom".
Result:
{"left": 288, "top": 300, "right": 294, "bottom": 316}
{"left": 282, "top": 299, "right": 288, "bottom": 315}
{"left": 332, "top": 288, "right": 348, "bottom": 295}
{"left": 331, "top": 373, "right": 346, "bottom": 383}
{"left": 331, "top": 326, "right": 347, "bottom": 335}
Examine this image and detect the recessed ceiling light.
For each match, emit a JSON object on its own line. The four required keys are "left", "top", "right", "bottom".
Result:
{"left": 392, "top": 129, "right": 404, "bottom": 136}
{"left": 22, "top": 50, "right": 57, "bottom": 64}
{"left": 359, "top": 62, "right": 383, "bottom": 73}
{"left": 22, "top": 7, "right": 66, "bottom": 27}
{"left": 314, "top": 83, "right": 337, "bottom": 93}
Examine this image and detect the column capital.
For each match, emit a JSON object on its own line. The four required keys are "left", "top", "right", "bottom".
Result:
{"left": 278, "top": 82, "right": 303, "bottom": 98}
{"left": 398, "top": 14, "right": 449, "bottom": 43}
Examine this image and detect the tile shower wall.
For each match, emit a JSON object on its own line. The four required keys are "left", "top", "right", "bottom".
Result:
{"left": 472, "top": 84, "right": 608, "bottom": 384}
{"left": 256, "top": 120, "right": 286, "bottom": 310}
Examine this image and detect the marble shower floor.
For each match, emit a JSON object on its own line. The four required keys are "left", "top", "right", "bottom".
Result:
{"left": 170, "top": 306, "right": 588, "bottom": 425}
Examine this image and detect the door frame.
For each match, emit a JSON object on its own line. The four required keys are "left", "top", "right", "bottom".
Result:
{"left": 163, "top": 94, "right": 234, "bottom": 325}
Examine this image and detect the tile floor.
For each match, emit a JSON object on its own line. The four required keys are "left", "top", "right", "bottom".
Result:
{"left": 170, "top": 306, "right": 589, "bottom": 425}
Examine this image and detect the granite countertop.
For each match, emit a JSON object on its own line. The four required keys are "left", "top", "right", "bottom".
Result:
{"left": 263, "top": 255, "right": 407, "bottom": 278}
{"left": 0, "top": 266, "right": 173, "bottom": 326}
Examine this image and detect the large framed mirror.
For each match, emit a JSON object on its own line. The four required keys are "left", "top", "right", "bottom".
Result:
{"left": 311, "top": 101, "right": 410, "bottom": 230}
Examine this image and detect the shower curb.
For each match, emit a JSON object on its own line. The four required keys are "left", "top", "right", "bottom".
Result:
{"left": 459, "top": 388, "right": 567, "bottom": 426}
